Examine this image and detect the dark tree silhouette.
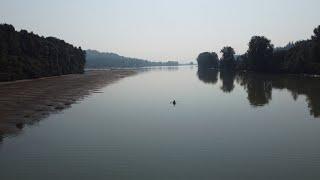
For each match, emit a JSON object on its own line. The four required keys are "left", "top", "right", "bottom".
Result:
{"left": 197, "top": 52, "right": 219, "bottom": 69}
{"left": 312, "top": 25, "right": 320, "bottom": 41}
{"left": 234, "top": 25, "right": 320, "bottom": 74}
{"left": 220, "top": 46, "right": 236, "bottom": 70}
{"left": 0, "top": 24, "right": 85, "bottom": 81}
{"left": 246, "top": 36, "right": 274, "bottom": 72}
{"left": 311, "top": 25, "right": 320, "bottom": 64}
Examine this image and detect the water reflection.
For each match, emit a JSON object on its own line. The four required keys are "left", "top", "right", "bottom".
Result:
{"left": 197, "top": 68, "right": 218, "bottom": 84}
{"left": 220, "top": 70, "right": 236, "bottom": 93}
{"left": 197, "top": 69, "right": 320, "bottom": 118}
{"left": 0, "top": 70, "right": 135, "bottom": 141}
{"left": 236, "top": 73, "right": 272, "bottom": 107}
{"left": 269, "top": 75, "right": 320, "bottom": 117}
{"left": 137, "top": 66, "right": 179, "bottom": 73}
{"left": 1, "top": 67, "right": 320, "bottom": 179}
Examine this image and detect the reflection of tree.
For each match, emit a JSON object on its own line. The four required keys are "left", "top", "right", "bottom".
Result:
{"left": 247, "top": 79, "right": 272, "bottom": 107}
{"left": 307, "top": 96, "right": 320, "bottom": 117}
{"left": 196, "top": 68, "right": 320, "bottom": 118}
{"left": 236, "top": 73, "right": 320, "bottom": 117}
{"left": 219, "top": 70, "right": 236, "bottom": 93}
{"left": 271, "top": 76, "right": 320, "bottom": 118}
{"left": 236, "top": 73, "right": 272, "bottom": 106}
{"left": 197, "top": 68, "right": 219, "bottom": 84}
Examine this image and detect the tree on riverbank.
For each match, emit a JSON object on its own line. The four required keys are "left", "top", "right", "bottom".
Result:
{"left": 0, "top": 24, "right": 86, "bottom": 81}
{"left": 270, "top": 26, "right": 320, "bottom": 74}
{"left": 238, "top": 26, "right": 320, "bottom": 74}
{"left": 220, "top": 46, "right": 236, "bottom": 70}
{"left": 246, "top": 36, "right": 274, "bottom": 72}
{"left": 197, "top": 25, "right": 320, "bottom": 75}
{"left": 197, "top": 52, "right": 219, "bottom": 69}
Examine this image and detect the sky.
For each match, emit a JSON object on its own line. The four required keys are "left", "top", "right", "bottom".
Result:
{"left": 1, "top": 0, "right": 320, "bottom": 62}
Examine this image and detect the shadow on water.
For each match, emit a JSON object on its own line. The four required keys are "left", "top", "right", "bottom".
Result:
{"left": 197, "top": 68, "right": 320, "bottom": 118}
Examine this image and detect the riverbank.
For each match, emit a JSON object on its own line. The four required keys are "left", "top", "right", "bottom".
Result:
{"left": 0, "top": 70, "right": 136, "bottom": 139}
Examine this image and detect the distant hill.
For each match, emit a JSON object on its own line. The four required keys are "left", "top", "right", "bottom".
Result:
{"left": 86, "top": 50, "right": 179, "bottom": 68}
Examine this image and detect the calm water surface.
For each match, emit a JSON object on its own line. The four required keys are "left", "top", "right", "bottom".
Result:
{"left": 1, "top": 66, "right": 320, "bottom": 180}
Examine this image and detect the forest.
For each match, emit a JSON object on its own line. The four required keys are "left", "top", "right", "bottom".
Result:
{"left": 197, "top": 25, "right": 320, "bottom": 75}
{"left": 86, "top": 50, "right": 179, "bottom": 68}
{"left": 0, "top": 24, "right": 86, "bottom": 81}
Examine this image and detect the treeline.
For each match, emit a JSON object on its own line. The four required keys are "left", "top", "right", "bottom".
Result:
{"left": 86, "top": 50, "right": 179, "bottom": 68}
{"left": 197, "top": 69, "right": 320, "bottom": 118}
{"left": 0, "top": 24, "right": 85, "bottom": 81}
{"left": 197, "top": 25, "right": 320, "bottom": 74}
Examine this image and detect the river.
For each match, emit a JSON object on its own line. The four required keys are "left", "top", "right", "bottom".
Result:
{"left": 1, "top": 66, "right": 320, "bottom": 179}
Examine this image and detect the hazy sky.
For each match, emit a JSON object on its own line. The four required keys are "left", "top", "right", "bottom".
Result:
{"left": 1, "top": 0, "right": 320, "bottom": 62}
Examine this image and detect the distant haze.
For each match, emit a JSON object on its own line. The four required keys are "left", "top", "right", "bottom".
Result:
{"left": 1, "top": 0, "right": 320, "bottom": 63}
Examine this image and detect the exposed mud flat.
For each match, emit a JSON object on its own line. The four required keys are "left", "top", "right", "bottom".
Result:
{"left": 0, "top": 70, "right": 136, "bottom": 140}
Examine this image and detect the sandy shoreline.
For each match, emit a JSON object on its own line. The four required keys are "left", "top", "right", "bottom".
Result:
{"left": 0, "top": 70, "right": 136, "bottom": 140}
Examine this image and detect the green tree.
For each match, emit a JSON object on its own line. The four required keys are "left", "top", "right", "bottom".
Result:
{"left": 247, "top": 36, "right": 274, "bottom": 71}
{"left": 312, "top": 25, "right": 320, "bottom": 41}
{"left": 0, "top": 23, "right": 86, "bottom": 82}
{"left": 220, "top": 46, "right": 236, "bottom": 69}
{"left": 311, "top": 25, "right": 320, "bottom": 64}
{"left": 197, "top": 52, "right": 219, "bottom": 69}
